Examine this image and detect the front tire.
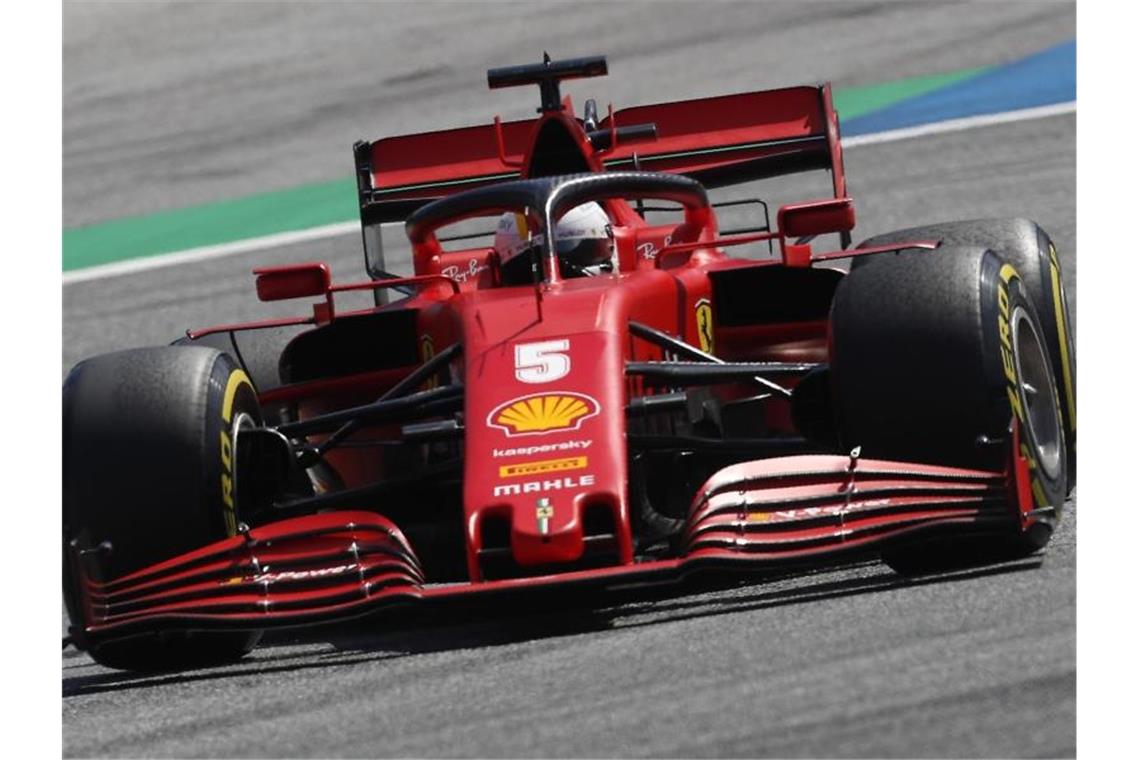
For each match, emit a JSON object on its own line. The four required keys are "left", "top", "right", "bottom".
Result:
{"left": 829, "top": 247, "right": 1067, "bottom": 574}
{"left": 63, "top": 346, "right": 263, "bottom": 670}
{"left": 856, "top": 219, "right": 1076, "bottom": 493}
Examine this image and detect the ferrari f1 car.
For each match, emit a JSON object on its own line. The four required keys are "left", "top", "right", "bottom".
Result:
{"left": 63, "top": 55, "right": 1076, "bottom": 671}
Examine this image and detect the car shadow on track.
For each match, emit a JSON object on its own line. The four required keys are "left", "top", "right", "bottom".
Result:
{"left": 593, "top": 557, "right": 1045, "bottom": 632}
{"left": 61, "top": 556, "right": 1042, "bottom": 699}
{"left": 61, "top": 647, "right": 412, "bottom": 698}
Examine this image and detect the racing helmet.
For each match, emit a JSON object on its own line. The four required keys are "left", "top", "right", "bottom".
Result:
{"left": 551, "top": 201, "right": 614, "bottom": 275}
{"left": 493, "top": 202, "right": 614, "bottom": 283}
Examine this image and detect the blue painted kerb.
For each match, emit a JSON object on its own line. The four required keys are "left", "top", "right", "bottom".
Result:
{"left": 844, "top": 39, "right": 1075, "bottom": 136}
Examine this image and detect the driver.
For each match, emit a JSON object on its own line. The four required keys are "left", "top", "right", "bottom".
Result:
{"left": 493, "top": 201, "right": 615, "bottom": 285}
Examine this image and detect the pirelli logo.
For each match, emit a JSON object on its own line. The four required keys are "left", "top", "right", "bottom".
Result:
{"left": 498, "top": 456, "right": 588, "bottom": 479}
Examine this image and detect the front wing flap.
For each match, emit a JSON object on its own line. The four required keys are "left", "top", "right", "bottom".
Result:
{"left": 684, "top": 451, "right": 1019, "bottom": 559}
{"left": 69, "top": 512, "right": 425, "bottom": 640}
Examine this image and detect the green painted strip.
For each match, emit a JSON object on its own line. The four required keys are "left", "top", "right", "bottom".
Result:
{"left": 63, "top": 177, "right": 359, "bottom": 271}
{"left": 832, "top": 65, "right": 991, "bottom": 120}
{"left": 63, "top": 65, "right": 992, "bottom": 272}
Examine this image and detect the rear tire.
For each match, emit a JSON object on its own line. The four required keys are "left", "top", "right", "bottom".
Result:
{"left": 856, "top": 219, "right": 1076, "bottom": 493}
{"left": 63, "top": 346, "right": 263, "bottom": 670}
{"left": 829, "top": 247, "right": 1067, "bottom": 574}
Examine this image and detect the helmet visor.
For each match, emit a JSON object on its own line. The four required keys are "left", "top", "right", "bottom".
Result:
{"left": 555, "top": 237, "right": 612, "bottom": 269}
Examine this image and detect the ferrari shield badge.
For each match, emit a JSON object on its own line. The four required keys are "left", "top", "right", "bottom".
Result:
{"left": 536, "top": 498, "right": 554, "bottom": 534}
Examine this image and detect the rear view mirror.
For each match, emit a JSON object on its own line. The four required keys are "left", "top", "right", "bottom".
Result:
{"left": 778, "top": 198, "right": 856, "bottom": 239}
{"left": 254, "top": 262, "right": 331, "bottom": 302}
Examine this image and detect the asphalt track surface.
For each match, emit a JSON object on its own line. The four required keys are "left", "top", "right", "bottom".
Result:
{"left": 63, "top": 2, "right": 1076, "bottom": 757}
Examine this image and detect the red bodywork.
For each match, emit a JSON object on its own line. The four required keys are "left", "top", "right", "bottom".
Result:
{"left": 70, "top": 64, "right": 1040, "bottom": 643}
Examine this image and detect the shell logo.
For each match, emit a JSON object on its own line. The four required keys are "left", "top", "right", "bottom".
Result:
{"left": 487, "top": 392, "right": 600, "bottom": 437}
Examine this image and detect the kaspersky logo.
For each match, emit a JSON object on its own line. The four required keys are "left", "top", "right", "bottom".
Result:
{"left": 487, "top": 392, "right": 600, "bottom": 437}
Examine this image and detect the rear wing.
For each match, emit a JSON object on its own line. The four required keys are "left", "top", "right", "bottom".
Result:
{"left": 354, "top": 83, "right": 846, "bottom": 226}
{"left": 354, "top": 77, "right": 848, "bottom": 283}
{"left": 598, "top": 85, "right": 846, "bottom": 196}
{"left": 353, "top": 118, "right": 528, "bottom": 226}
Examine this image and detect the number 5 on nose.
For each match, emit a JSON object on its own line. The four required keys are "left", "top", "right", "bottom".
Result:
{"left": 515, "top": 339, "right": 571, "bottom": 383}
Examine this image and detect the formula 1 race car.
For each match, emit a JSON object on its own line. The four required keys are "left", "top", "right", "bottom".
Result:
{"left": 63, "top": 55, "right": 1076, "bottom": 671}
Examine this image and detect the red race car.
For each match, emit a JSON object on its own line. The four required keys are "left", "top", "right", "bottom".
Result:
{"left": 63, "top": 55, "right": 1076, "bottom": 671}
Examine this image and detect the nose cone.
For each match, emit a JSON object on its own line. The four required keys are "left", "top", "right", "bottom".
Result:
{"left": 509, "top": 487, "right": 589, "bottom": 566}
{"left": 458, "top": 286, "right": 640, "bottom": 581}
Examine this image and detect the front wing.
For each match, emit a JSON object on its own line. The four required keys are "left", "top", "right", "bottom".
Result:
{"left": 67, "top": 443, "right": 1036, "bottom": 646}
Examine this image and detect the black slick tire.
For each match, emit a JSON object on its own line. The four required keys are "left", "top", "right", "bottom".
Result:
{"left": 855, "top": 219, "right": 1076, "bottom": 493}
{"left": 63, "top": 346, "right": 263, "bottom": 671}
{"left": 829, "top": 247, "right": 1067, "bottom": 574}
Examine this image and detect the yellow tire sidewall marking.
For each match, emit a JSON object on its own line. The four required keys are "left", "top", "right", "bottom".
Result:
{"left": 1047, "top": 244, "right": 1076, "bottom": 431}
{"left": 222, "top": 368, "right": 253, "bottom": 424}
{"left": 997, "top": 263, "right": 1058, "bottom": 509}
{"left": 219, "top": 368, "right": 253, "bottom": 536}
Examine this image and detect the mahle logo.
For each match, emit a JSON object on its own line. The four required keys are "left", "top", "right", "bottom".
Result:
{"left": 487, "top": 392, "right": 600, "bottom": 437}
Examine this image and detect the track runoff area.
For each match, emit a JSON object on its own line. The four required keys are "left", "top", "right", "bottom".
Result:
{"left": 62, "top": 40, "right": 1074, "bottom": 285}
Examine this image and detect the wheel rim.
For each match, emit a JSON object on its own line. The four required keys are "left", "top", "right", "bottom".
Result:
{"left": 1011, "top": 307, "right": 1063, "bottom": 481}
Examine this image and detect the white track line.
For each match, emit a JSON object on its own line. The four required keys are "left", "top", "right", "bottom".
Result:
{"left": 63, "top": 101, "right": 1076, "bottom": 286}
{"left": 62, "top": 221, "right": 361, "bottom": 285}
{"left": 842, "top": 100, "right": 1075, "bottom": 147}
